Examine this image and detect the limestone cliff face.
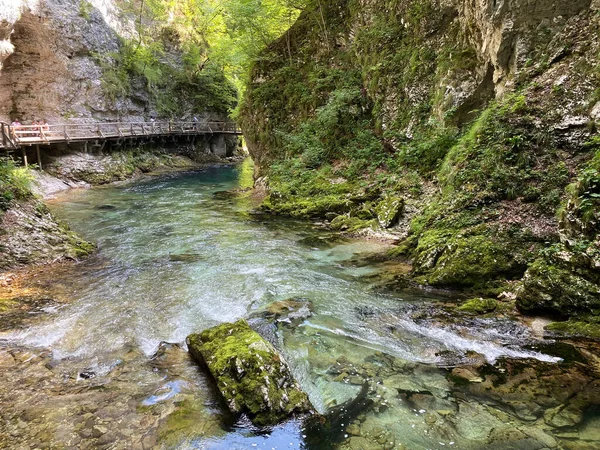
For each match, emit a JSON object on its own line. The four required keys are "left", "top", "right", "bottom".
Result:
{"left": 242, "top": 0, "right": 598, "bottom": 168}
{"left": 0, "top": 0, "right": 234, "bottom": 123}
{"left": 240, "top": 0, "right": 600, "bottom": 321}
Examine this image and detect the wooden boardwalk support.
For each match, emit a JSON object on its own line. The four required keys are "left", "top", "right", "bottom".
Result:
{"left": 0, "top": 120, "right": 241, "bottom": 150}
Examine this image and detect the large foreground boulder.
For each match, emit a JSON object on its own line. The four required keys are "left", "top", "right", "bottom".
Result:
{"left": 187, "top": 319, "right": 313, "bottom": 426}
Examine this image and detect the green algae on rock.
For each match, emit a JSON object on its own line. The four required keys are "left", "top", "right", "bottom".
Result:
{"left": 186, "top": 319, "right": 314, "bottom": 426}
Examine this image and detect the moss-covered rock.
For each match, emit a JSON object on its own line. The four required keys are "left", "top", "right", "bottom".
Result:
{"left": 330, "top": 215, "right": 374, "bottom": 232}
{"left": 0, "top": 199, "right": 95, "bottom": 271}
{"left": 545, "top": 320, "right": 600, "bottom": 340}
{"left": 262, "top": 193, "right": 356, "bottom": 219}
{"left": 413, "top": 231, "right": 531, "bottom": 288}
{"left": 374, "top": 196, "right": 404, "bottom": 228}
{"left": 458, "top": 298, "right": 499, "bottom": 314}
{"left": 516, "top": 152, "right": 600, "bottom": 319}
{"left": 516, "top": 258, "right": 600, "bottom": 317}
{"left": 186, "top": 320, "right": 313, "bottom": 426}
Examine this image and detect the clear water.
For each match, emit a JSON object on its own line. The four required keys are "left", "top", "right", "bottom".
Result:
{"left": 1, "top": 160, "right": 590, "bottom": 450}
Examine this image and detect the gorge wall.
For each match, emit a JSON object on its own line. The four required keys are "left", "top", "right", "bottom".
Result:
{"left": 240, "top": 0, "right": 600, "bottom": 329}
{"left": 0, "top": 0, "right": 236, "bottom": 124}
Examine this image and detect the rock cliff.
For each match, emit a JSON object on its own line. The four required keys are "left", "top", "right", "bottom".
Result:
{"left": 0, "top": 0, "right": 236, "bottom": 123}
{"left": 240, "top": 0, "right": 600, "bottom": 327}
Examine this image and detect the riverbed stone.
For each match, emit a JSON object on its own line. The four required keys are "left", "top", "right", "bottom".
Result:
{"left": 0, "top": 351, "right": 16, "bottom": 367}
{"left": 186, "top": 319, "right": 313, "bottom": 426}
{"left": 261, "top": 298, "right": 313, "bottom": 324}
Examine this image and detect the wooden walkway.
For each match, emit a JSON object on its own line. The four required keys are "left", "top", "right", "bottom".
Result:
{"left": 1, "top": 121, "right": 240, "bottom": 150}
{"left": 0, "top": 120, "right": 242, "bottom": 168}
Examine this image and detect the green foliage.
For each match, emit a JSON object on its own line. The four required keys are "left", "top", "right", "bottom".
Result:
{"left": 93, "top": 52, "right": 130, "bottom": 102}
{"left": 95, "top": 33, "right": 237, "bottom": 116}
{"left": 280, "top": 87, "right": 384, "bottom": 174}
{"left": 458, "top": 298, "right": 499, "bottom": 314}
{"left": 387, "top": 128, "right": 458, "bottom": 175}
{"left": 79, "top": 0, "right": 93, "bottom": 21}
{"left": 437, "top": 94, "right": 568, "bottom": 211}
{"left": 0, "top": 158, "right": 33, "bottom": 211}
{"left": 134, "top": 0, "right": 303, "bottom": 100}
{"left": 565, "top": 149, "right": 600, "bottom": 235}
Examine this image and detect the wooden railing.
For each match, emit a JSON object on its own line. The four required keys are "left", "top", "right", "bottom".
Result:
{"left": 0, "top": 121, "right": 241, "bottom": 148}
{"left": 0, "top": 122, "right": 18, "bottom": 149}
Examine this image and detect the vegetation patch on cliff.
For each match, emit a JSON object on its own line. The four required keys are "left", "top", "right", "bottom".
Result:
{"left": 240, "top": 0, "right": 600, "bottom": 320}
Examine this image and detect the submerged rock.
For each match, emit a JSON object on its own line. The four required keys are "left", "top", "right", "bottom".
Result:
{"left": 168, "top": 253, "right": 205, "bottom": 263}
{"left": 250, "top": 298, "right": 314, "bottom": 326}
{"left": 303, "top": 382, "right": 374, "bottom": 448}
{"left": 186, "top": 319, "right": 313, "bottom": 426}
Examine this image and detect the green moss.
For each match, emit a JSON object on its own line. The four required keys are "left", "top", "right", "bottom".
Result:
{"left": 374, "top": 196, "right": 404, "bottom": 228}
{"left": 458, "top": 298, "right": 499, "bottom": 314}
{"left": 545, "top": 320, "right": 600, "bottom": 340}
{"left": 516, "top": 258, "right": 600, "bottom": 317}
{"left": 0, "top": 297, "right": 19, "bottom": 313}
{"left": 187, "top": 320, "right": 312, "bottom": 426}
{"left": 411, "top": 225, "right": 536, "bottom": 289}
{"left": 329, "top": 215, "right": 374, "bottom": 231}
{"left": 79, "top": 0, "right": 93, "bottom": 21}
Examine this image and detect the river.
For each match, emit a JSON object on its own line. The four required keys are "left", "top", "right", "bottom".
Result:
{"left": 0, "top": 160, "right": 598, "bottom": 450}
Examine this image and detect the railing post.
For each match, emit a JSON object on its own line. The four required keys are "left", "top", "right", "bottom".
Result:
{"left": 36, "top": 144, "right": 42, "bottom": 170}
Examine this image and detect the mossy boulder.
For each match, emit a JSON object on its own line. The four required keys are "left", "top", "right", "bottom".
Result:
{"left": 262, "top": 193, "right": 355, "bottom": 219}
{"left": 413, "top": 232, "right": 529, "bottom": 288}
{"left": 330, "top": 215, "right": 374, "bottom": 232}
{"left": 458, "top": 298, "right": 499, "bottom": 314}
{"left": 545, "top": 320, "right": 600, "bottom": 340}
{"left": 374, "top": 197, "right": 404, "bottom": 228}
{"left": 186, "top": 320, "right": 313, "bottom": 426}
{"left": 516, "top": 258, "right": 600, "bottom": 317}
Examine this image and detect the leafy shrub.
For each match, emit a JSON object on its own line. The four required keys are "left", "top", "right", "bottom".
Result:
{"left": 0, "top": 158, "right": 33, "bottom": 211}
